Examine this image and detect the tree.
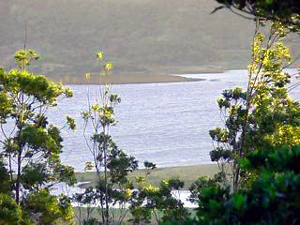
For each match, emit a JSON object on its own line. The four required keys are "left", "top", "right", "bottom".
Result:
{"left": 0, "top": 49, "right": 75, "bottom": 224}
{"left": 209, "top": 20, "right": 300, "bottom": 191}
{"left": 214, "top": 0, "right": 300, "bottom": 30}
{"left": 130, "top": 177, "right": 189, "bottom": 224}
{"left": 74, "top": 52, "right": 139, "bottom": 225}
{"left": 161, "top": 20, "right": 300, "bottom": 225}
{"left": 181, "top": 144, "right": 300, "bottom": 225}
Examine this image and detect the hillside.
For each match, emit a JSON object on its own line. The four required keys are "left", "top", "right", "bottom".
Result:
{"left": 0, "top": 0, "right": 299, "bottom": 83}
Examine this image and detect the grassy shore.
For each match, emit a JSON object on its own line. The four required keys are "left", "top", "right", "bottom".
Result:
{"left": 75, "top": 164, "right": 220, "bottom": 189}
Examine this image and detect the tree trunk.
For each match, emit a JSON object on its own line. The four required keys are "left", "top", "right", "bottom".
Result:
{"left": 104, "top": 138, "right": 109, "bottom": 225}
{"left": 16, "top": 150, "right": 22, "bottom": 204}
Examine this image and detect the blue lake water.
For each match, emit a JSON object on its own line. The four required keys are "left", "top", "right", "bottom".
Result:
{"left": 48, "top": 70, "right": 249, "bottom": 171}
{"left": 2, "top": 69, "right": 298, "bottom": 172}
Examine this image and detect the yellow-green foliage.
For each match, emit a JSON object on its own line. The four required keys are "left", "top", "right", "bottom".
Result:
{"left": 266, "top": 124, "right": 300, "bottom": 147}
{"left": 210, "top": 21, "right": 300, "bottom": 190}
{"left": 0, "top": 69, "right": 72, "bottom": 106}
{"left": 0, "top": 194, "right": 23, "bottom": 225}
{"left": 25, "top": 189, "right": 75, "bottom": 225}
{"left": 0, "top": 49, "right": 76, "bottom": 224}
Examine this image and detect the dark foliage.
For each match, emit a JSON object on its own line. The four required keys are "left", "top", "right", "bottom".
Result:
{"left": 214, "top": 0, "right": 300, "bottom": 30}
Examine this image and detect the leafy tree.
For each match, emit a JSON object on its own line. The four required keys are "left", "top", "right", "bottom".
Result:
{"left": 214, "top": 0, "right": 300, "bottom": 30}
{"left": 75, "top": 51, "right": 184, "bottom": 225}
{"left": 0, "top": 49, "right": 75, "bottom": 223}
{"left": 75, "top": 52, "right": 139, "bottom": 225}
{"left": 209, "top": 20, "right": 300, "bottom": 190}
{"left": 182, "top": 144, "right": 300, "bottom": 225}
{"left": 161, "top": 20, "right": 300, "bottom": 225}
{"left": 129, "top": 162, "right": 189, "bottom": 225}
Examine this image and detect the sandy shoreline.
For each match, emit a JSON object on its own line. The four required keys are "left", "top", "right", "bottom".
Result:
{"left": 47, "top": 73, "right": 207, "bottom": 85}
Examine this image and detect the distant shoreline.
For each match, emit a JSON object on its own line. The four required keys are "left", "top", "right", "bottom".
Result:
{"left": 47, "top": 72, "right": 217, "bottom": 85}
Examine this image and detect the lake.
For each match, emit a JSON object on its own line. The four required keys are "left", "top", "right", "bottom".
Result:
{"left": 48, "top": 70, "right": 249, "bottom": 171}
{"left": 3, "top": 69, "right": 297, "bottom": 172}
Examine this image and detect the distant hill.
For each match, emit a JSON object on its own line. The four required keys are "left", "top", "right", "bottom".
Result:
{"left": 0, "top": 0, "right": 299, "bottom": 81}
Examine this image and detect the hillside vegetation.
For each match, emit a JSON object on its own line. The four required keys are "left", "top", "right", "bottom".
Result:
{"left": 0, "top": 0, "right": 299, "bottom": 83}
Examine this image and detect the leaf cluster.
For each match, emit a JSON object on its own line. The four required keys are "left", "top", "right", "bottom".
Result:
{"left": 130, "top": 177, "right": 189, "bottom": 224}
{"left": 214, "top": 0, "right": 300, "bottom": 31}
{"left": 22, "top": 189, "right": 74, "bottom": 224}
{"left": 0, "top": 50, "right": 76, "bottom": 224}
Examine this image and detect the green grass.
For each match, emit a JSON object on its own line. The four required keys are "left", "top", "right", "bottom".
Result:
{"left": 74, "top": 207, "right": 197, "bottom": 225}
{"left": 75, "top": 164, "right": 220, "bottom": 189}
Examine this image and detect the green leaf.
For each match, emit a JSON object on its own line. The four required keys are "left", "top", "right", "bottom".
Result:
{"left": 66, "top": 116, "right": 76, "bottom": 131}
{"left": 233, "top": 193, "right": 245, "bottom": 209}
